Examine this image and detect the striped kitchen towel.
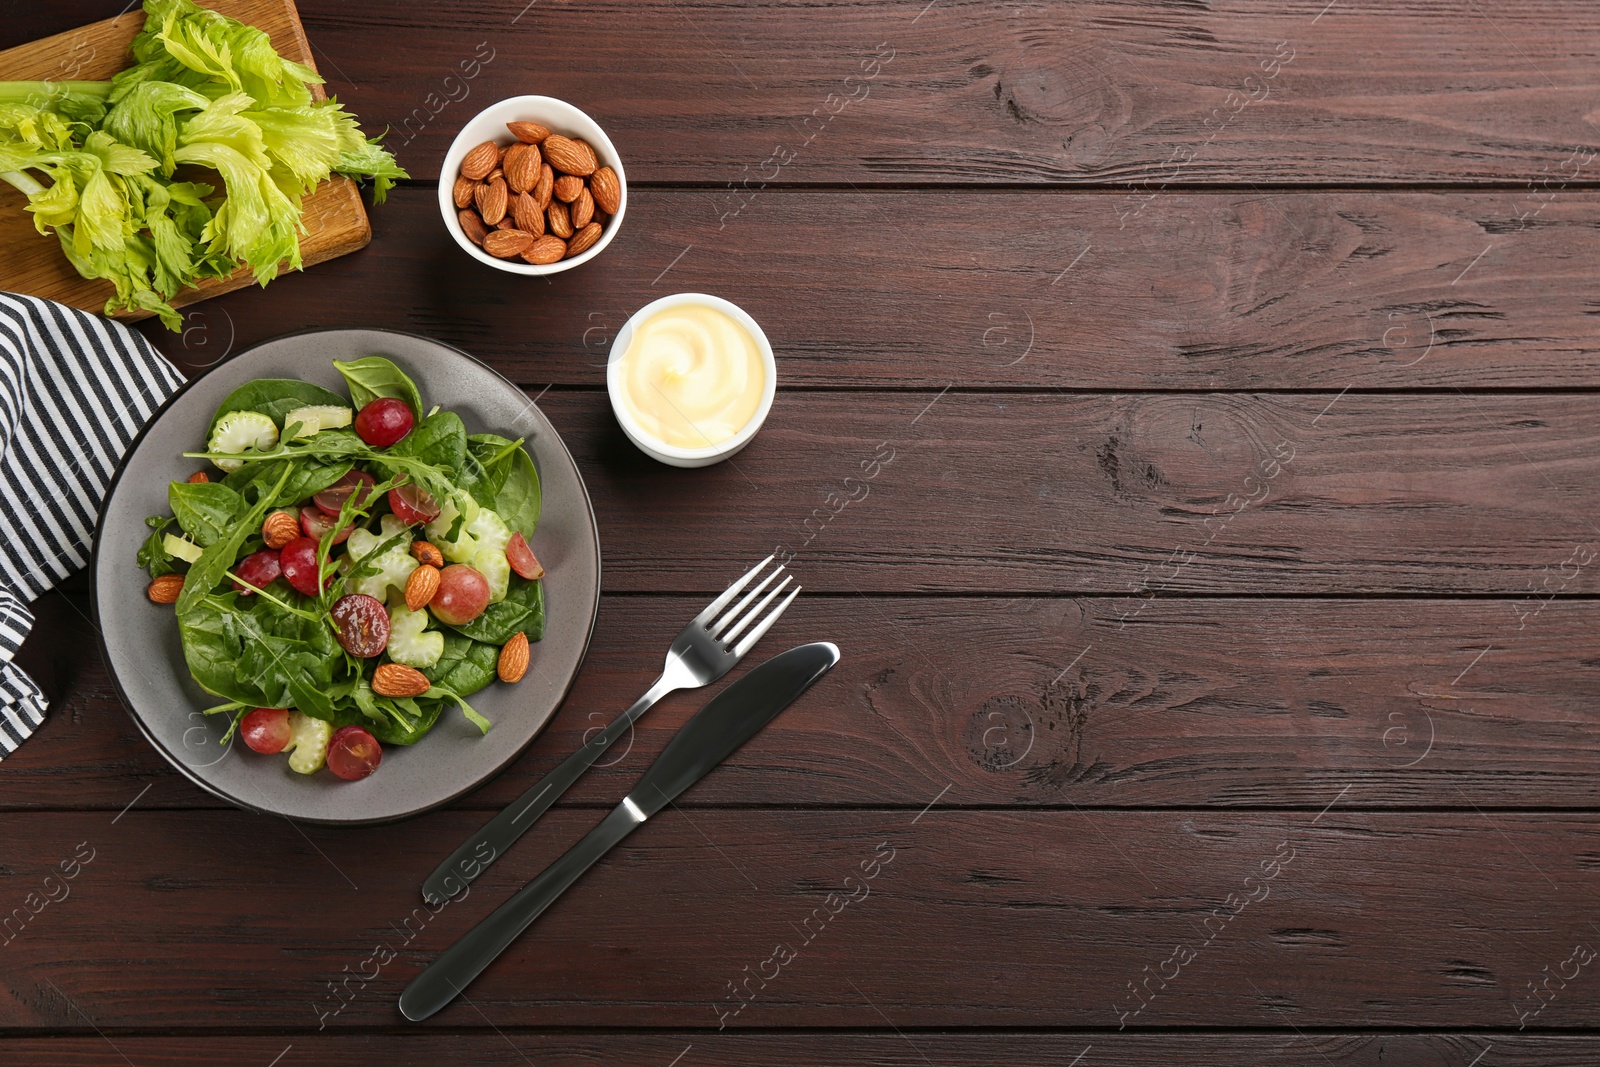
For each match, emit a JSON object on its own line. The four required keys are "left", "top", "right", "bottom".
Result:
{"left": 0, "top": 294, "right": 184, "bottom": 758}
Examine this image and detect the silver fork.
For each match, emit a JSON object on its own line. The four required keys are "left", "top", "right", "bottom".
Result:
{"left": 420, "top": 556, "right": 799, "bottom": 904}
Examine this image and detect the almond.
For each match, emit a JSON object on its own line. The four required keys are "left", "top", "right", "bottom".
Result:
{"left": 452, "top": 175, "right": 477, "bottom": 209}
{"left": 485, "top": 167, "right": 503, "bottom": 184}
{"left": 508, "top": 120, "right": 550, "bottom": 144}
{"left": 147, "top": 573, "right": 184, "bottom": 604}
{"left": 552, "top": 174, "right": 584, "bottom": 203}
{"left": 521, "top": 234, "right": 567, "bottom": 265}
{"left": 410, "top": 541, "right": 445, "bottom": 568}
{"left": 571, "top": 186, "right": 594, "bottom": 229}
{"left": 505, "top": 142, "right": 540, "bottom": 193}
{"left": 484, "top": 228, "right": 535, "bottom": 258}
{"left": 532, "top": 164, "right": 554, "bottom": 209}
{"left": 546, "top": 199, "right": 572, "bottom": 238}
{"left": 262, "top": 510, "right": 299, "bottom": 549}
{"left": 511, "top": 191, "right": 544, "bottom": 235}
{"left": 475, "top": 178, "right": 508, "bottom": 225}
{"left": 460, "top": 140, "right": 498, "bottom": 181}
{"left": 496, "top": 216, "right": 516, "bottom": 230}
{"left": 458, "top": 209, "right": 489, "bottom": 246}
{"left": 498, "top": 632, "right": 530, "bottom": 683}
{"left": 373, "top": 663, "right": 431, "bottom": 698}
{"left": 542, "top": 134, "right": 597, "bottom": 176}
{"left": 187, "top": 470, "right": 209, "bottom": 484}
{"left": 405, "top": 564, "right": 441, "bottom": 612}
{"left": 589, "top": 166, "right": 622, "bottom": 215}
{"left": 565, "top": 222, "right": 603, "bottom": 258}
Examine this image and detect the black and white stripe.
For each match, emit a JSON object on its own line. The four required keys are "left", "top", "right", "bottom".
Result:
{"left": 0, "top": 293, "right": 183, "bottom": 758}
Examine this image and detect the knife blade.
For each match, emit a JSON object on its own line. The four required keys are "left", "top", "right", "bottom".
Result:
{"left": 398, "top": 641, "right": 840, "bottom": 1022}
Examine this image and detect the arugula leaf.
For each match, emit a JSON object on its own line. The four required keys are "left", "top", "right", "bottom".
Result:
{"left": 224, "top": 455, "right": 351, "bottom": 508}
{"left": 138, "top": 514, "right": 178, "bottom": 578}
{"left": 333, "top": 356, "right": 424, "bottom": 419}
{"left": 167, "top": 478, "right": 241, "bottom": 546}
{"left": 440, "top": 576, "right": 543, "bottom": 645}
{"left": 175, "top": 465, "right": 289, "bottom": 615}
{"left": 207, "top": 378, "right": 347, "bottom": 434}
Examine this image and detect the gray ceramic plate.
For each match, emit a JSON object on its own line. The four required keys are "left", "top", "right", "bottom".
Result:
{"left": 92, "top": 329, "right": 601, "bottom": 824}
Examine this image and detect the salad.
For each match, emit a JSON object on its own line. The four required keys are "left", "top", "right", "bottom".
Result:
{"left": 138, "top": 356, "right": 544, "bottom": 782}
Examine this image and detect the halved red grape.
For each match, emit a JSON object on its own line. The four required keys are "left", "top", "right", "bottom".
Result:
{"left": 241, "top": 708, "right": 291, "bottom": 754}
{"left": 280, "top": 536, "right": 332, "bottom": 596}
{"left": 314, "top": 469, "right": 377, "bottom": 516}
{"left": 355, "top": 398, "right": 414, "bottom": 447}
{"left": 300, "top": 506, "right": 353, "bottom": 545}
{"left": 506, "top": 532, "right": 543, "bottom": 580}
{"left": 330, "top": 593, "right": 390, "bottom": 658}
{"left": 233, "top": 548, "right": 282, "bottom": 594}
{"left": 431, "top": 564, "right": 491, "bottom": 625}
{"left": 327, "top": 725, "right": 382, "bottom": 780}
{"left": 388, "top": 480, "right": 441, "bottom": 525}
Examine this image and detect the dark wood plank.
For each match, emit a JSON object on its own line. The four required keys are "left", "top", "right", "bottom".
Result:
{"left": 15, "top": 592, "right": 1600, "bottom": 811}
{"left": 11, "top": 1, "right": 1597, "bottom": 185}
{"left": 0, "top": 1033, "right": 1584, "bottom": 1065}
{"left": 136, "top": 188, "right": 1600, "bottom": 390}
{"left": 2, "top": 810, "right": 1597, "bottom": 1029}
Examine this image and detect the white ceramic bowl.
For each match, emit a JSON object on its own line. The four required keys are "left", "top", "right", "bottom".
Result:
{"left": 607, "top": 293, "right": 777, "bottom": 468}
{"left": 438, "top": 95, "right": 626, "bottom": 275}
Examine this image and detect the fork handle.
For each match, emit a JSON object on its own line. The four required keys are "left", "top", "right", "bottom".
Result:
{"left": 420, "top": 675, "right": 679, "bottom": 905}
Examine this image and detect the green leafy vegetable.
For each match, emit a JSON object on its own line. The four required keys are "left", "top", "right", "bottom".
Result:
{"left": 441, "top": 576, "right": 544, "bottom": 645}
{"left": 137, "top": 514, "right": 178, "bottom": 578}
{"left": 0, "top": 0, "right": 407, "bottom": 327}
{"left": 167, "top": 479, "right": 241, "bottom": 546}
{"left": 207, "top": 378, "right": 348, "bottom": 434}
{"left": 333, "top": 356, "right": 424, "bottom": 419}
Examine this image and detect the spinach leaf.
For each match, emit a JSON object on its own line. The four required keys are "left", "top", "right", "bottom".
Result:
{"left": 176, "top": 467, "right": 291, "bottom": 615}
{"left": 390, "top": 410, "right": 467, "bottom": 471}
{"left": 441, "top": 576, "right": 543, "bottom": 645}
{"left": 224, "top": 456, "right": 351, "bottom": 508}
{"left": 168, "top": 480, "right": 242, "bottom": 547}
{"left": 495, "top": 446, "right": 541, "bottom": 539}
{"left": 138, "top": 515, "right": 177, "bottom": 578}
{"left": 467, "top": 434, "right": 516, "bottom": 501}
{"left": 424, "top": 631, "right": 500, "bottom": 698}
{"left": 333, "top": 356, "right": 424, "bottom": 419}
{"left": 207, "top": 379, "right": 348, "bottom": 435}
{"left": 176, "top": 594, "right": 272, "bottom": 707}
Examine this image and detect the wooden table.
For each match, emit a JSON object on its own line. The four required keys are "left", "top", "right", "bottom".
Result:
{"left": 5, "top": 2, "right": 1600, "bottom": 1062}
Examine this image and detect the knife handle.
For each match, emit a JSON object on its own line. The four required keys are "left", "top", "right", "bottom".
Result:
{"left": 399, "top": 801, "right": 644, "bottom": 1021}
{"left": 420, "top": 675, "right": 678, "bottom": 905}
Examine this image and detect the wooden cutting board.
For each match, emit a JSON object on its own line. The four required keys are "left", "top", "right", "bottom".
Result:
{"left": 0, "top": 0, "right": 370, "bottom": 322}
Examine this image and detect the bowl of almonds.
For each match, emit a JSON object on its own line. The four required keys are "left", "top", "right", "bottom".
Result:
{"left": 438, "top": 96, "right": 626, "bottom": 274}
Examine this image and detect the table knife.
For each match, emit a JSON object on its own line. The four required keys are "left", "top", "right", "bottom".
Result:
{"left": 398, "top": 640, "right": 840, "bottom": 1022}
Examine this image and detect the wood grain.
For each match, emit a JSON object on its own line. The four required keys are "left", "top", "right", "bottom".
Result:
{"left": 0, "top": 0, "right": 371, "bottom": 320}
{"left": 13, "top": 592, "right": 1600, "bottom": 812}
{"left": 0, "top": 1033, "right": 1587, "bottom": 1066}
{"left": 1, "top": 810, "right": 1596, "bottom": 1029}
{"left": 134, "top": 187, "right": 1600, "bottom": 390}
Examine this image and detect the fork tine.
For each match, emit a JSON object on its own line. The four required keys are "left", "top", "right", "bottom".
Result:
{"left": 732, "top": 585, "right": 800, "bottom": 658}
{"left": 721, "top": 575, "right": 794, "bottom": 645}
{"left": 710, "top": 564, "right": 784, "bottom": 638}
{"left": 692, "top": 554, "right": 775, "bottom": 626}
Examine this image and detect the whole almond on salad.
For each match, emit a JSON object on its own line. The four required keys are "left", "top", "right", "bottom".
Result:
{"left": 147, "top": 573, "right": 184, "bottom": 604}
{"left": 521, "top": 235, "right": 567, "bottom": 264}
{"left": 262, "top": 510, "right": 299, "bottom": 549}
{"left": 484, "top": 228, "right": 535, "bottom": 258}
{"left": 452, "top": 174, "right": 476, "bottom": 209}
{"left": 542, "top": 134, "right": 597, "bottom": 176}
{"left": 475, "top": 177, "right": 508, "bottom": 225}
{"left": 589, "top": 166, "right": 622, "bottom": 215}
{"left": 511, "top": 191, "right": 544, "bottom": 235}
{"left": 508, "top": 120, "right": 550, "bottom": 144}
{"left": 565, "top": 222, "right": 603, "bottom": 258}
{"left": 458, "top": 208, "right": 489, "bottom": 246}
{"left": 405, "top": 564, "right": 441, "bottom": 612}
{"left": 498, "top": 632, "right": 530, "bottom": 683}
{"left": 460, "top": 140, "right": 498, "bottom": 180}
{"left": 546, "top": 199, "right": 572, "bottom": 238}
{"left": 552, "top": 174, "right": 584, "bottom": 203}
{"left": 411, "top": 541, "right": 445, "bottom": 568}
{"left": 532, "top": 163, "right": 554, "bottom": 209}
{"left": 373, "top": 663, "right": 431, "bottom": 698}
